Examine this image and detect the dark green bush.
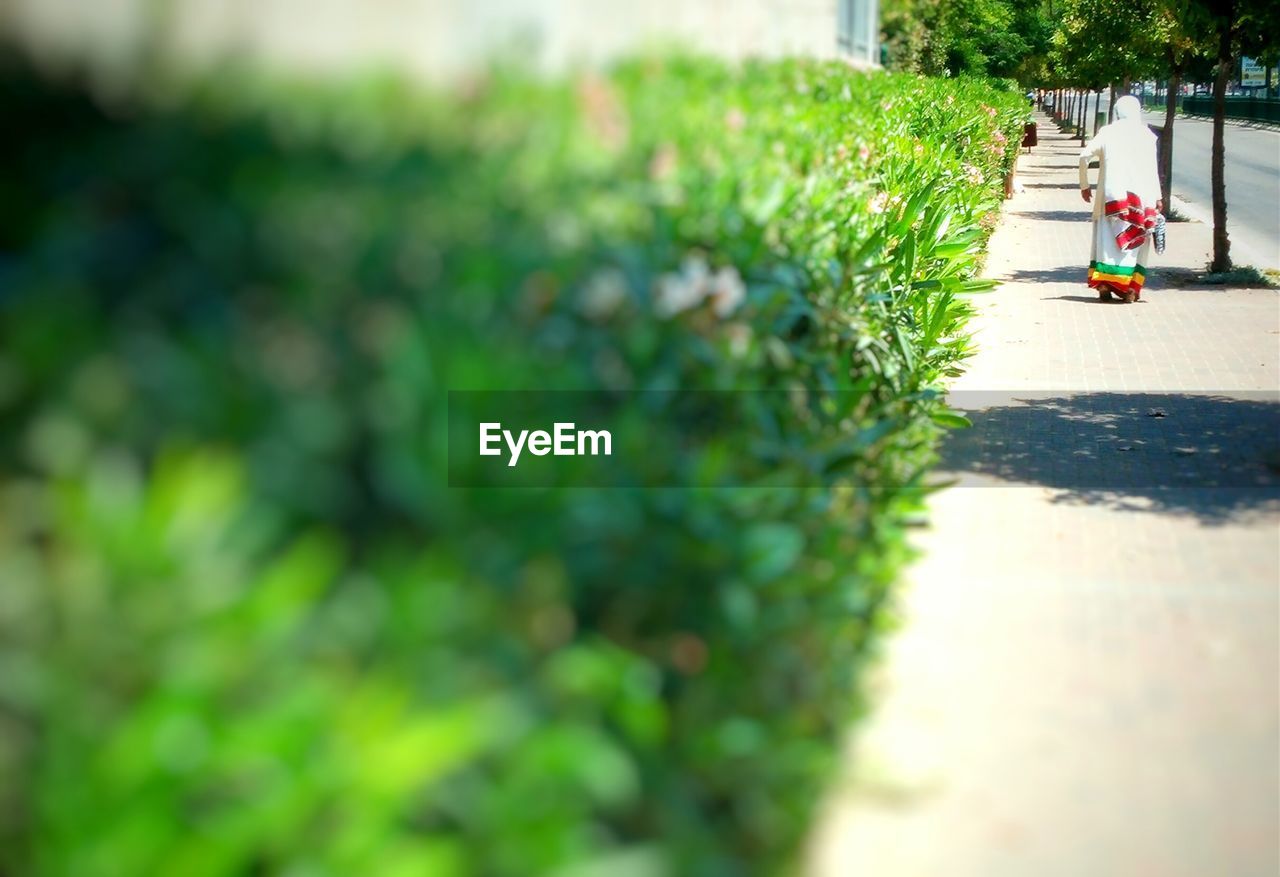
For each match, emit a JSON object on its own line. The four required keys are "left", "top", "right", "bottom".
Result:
{"left": 0, "top": 53, "right": 1026, "bottom": 876}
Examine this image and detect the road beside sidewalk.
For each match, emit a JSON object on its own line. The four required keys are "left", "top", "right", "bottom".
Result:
{"left": 1168, "top": 114, "right": 1280, "bottom": 271}
{"left": 807, "top": 113, "right": 1280, "bottom": 877}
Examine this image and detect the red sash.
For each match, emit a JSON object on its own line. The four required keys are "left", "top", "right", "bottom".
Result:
{"left": 1104, "top": 192, "right": 1157, "bottom": 251}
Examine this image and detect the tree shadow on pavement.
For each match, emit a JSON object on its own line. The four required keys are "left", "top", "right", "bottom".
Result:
{"left": 937, "top": 391, "right": 1280, "bottom": 525}
{"left": 1042, "top": 294, "right": 1128, "bottom": 304}
{"left": 1156, "top": 267, "right": 1279, "bottom": 292}
{"left": 1000, "top": 266, "right": 1082, "bottom": 283}
{"left": 1015, "top": 210, "right": 1091, "bottom": 222}
{"left": 1003, "top": 265, "right": 1245, "bottom": 296}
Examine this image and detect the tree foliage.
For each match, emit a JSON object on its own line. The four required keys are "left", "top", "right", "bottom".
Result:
{"left": 1050, "top": 0, "right": 1164, "bottom": 88}
{"left": 898, "top": 0, "right": 1278, "bottom": 90}
{"left": 883, "top": 0, "right": 1054, "bottom": 81}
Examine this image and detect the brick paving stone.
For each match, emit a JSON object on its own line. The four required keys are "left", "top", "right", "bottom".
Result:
{"left": 807, "top": 114, "right": 1280, "bottom": 877}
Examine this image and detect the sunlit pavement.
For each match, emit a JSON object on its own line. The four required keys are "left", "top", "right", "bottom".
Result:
{"left": 808, "top": 113, "right": 1280, "bottom": 877}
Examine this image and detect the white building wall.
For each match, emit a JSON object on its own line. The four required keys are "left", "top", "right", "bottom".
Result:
{"left": 0, "top": 0, "right": 874, "bottom": 87}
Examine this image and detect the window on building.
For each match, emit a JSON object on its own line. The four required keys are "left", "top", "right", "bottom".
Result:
{"left": 837, "top": 0, "right": 879, "bottom": 65}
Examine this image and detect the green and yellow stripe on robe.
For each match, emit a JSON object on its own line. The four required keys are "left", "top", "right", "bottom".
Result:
{"left": 1088, "top": 260, "right": 1146, "bottom": 293}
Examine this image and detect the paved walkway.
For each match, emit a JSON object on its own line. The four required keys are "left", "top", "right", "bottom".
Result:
{"left": 808, "top": 114, "right": 1280, "bottom": 876}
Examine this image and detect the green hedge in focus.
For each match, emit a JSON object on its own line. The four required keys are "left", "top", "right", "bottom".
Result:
{"left": 0, "top": 54, "right": 1027, "bottom": 877}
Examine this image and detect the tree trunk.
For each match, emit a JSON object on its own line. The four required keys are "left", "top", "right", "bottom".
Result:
{"left": 1078, "top": 87, "right": 1088, "bottom": 144}
{"left": 1108, "top": 83, "right": 1117, "bottom": 121}
{"left": 1210, "top": 22, "right": 1233, "bottom": 273}
{"left": 1161, "top": 69, "right": 1181, "bottom": 211}
{"left": 1094, "top": 88, "right": 1103, "bottom": 134}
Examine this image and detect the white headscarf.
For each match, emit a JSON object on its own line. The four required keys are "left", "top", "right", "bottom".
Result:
{"left": 1081, "top": 94, "right": 1160, "bottom": 205}
{"left": 1113, "top": 95, "right": 1143, "bottom": 124}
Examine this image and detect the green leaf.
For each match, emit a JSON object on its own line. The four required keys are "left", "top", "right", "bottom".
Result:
{"left": 748, "top": 178, "right": 791, "bottom": 224}
{"left": 898, "top": 229, "right": 917, "bottom": 284}
{"left": 933, "top": 211, "right": 953, "bottom": 242}
{"left": 743, "top": 522, "right": 805, "bottom": 581}
{"left": 933, "top": 241, "right": 975, "bottom": 260}
{"left": 931, "top": 411, "right": 973, "bottom": 429}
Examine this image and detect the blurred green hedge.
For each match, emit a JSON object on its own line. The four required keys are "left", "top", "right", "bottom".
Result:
{"left": 0, "top": 53, "right": 1027, "bottom": 876}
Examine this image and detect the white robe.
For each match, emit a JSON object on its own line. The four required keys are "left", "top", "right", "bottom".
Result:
{"left": 1078, "top": 117, "right": 1161, "bottom": 292}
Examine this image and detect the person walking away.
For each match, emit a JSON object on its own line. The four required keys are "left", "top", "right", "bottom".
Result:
{"left": 1079, "top": 95, "right": 1162, "bottom": 303}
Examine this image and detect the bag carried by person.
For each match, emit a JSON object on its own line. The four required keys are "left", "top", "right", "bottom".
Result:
{"left": 1153, "top": 213, "right": 1166, "bottom": 254}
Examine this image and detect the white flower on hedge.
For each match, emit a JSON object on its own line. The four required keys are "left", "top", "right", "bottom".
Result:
{"left": 681, "top": 253, "right": 711, "bottom": 290}
{"left": 655, "top": 254, "right": 710, "bottom": 317}
{"left": 654, "top": 272, "right": 702, "bottom": 318}
{"left": 868, "top": 192, "right": 903, "bottom": 215}
{"left": 709, "top": 266, "right": 746, "bottom": 317}
{"left": 579, "top": 268, "right": 628, "bottom": 321}
{"left": 653, "top": 254, "right": 744, "bottom": 319}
